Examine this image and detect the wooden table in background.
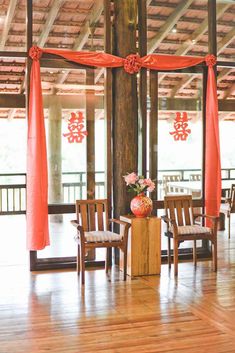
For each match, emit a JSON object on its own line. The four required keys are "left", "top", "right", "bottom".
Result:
{"left": 120, "top": 215, "right": 161, "bottom": 277}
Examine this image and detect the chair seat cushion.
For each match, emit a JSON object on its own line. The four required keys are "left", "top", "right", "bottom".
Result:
{"left": 169, "top": 225, "right": 212, "bottom": 235}
{"left": 84, "top": 230, "right": 123, "bottom": 243}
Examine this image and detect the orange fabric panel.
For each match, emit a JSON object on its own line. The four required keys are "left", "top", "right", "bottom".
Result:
{"left": 205, "top": 66, "right": 221, "bottom": 223}
{"left": 26, "top": 59, "right": 49, "bottom": 250}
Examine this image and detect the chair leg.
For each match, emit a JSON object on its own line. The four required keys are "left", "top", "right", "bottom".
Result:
{"left": 193, "top": 240, "right": 197, "bottom": 267}
{"left": 228, "top": 215, "right": 231, "bottom": 239}
{"left": 173, "top": 239, "right": 178, "bottom": 276}
{"left": 80, "top": 244, "right": 86, "bottom": 285}
{"left": 212, "top": 240, "right": 217, "bottom": 272}
{"left": 167, "top": 237, "right": 171, "bottom": 269}
{"left": 105, "top": 248, "right": 111, "bottom": 274}
{"left": 77, "top": 244, "right": 80, "bottom": 275}
{"left": 123, "top": 246, "right": 128, "bottom": 281}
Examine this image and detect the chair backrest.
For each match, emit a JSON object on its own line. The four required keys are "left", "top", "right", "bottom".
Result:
{"left": 162, "top": 174, "right": 181, "bottom": 194}
{"left": 230, "top": 184, "right": 235, "bottom": 213}
{"left": 189, "top": 174, "right": 201, "bottom": 181}
{"left": 75, "top": 199, "right": 109, "bottom": 231}
{"left": 164, "top": 195, "right": 194, "bottom": 226}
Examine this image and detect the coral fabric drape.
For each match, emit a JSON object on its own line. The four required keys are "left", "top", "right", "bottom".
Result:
{"left": 27, "top": 55, "right": 49, "bottom": 250}
{"left": 27, "top": 46, "right": 220, "bottom": 250}
{"left": 205, "top": 65, "right": 221, "bottom": 222}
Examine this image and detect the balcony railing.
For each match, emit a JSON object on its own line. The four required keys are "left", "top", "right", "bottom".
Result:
{"left": 0, "top": 169, "right": 235, "bottom": 215}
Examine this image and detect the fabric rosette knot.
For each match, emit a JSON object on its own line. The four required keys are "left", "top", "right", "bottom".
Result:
{"left": 205, "top": 54, "right": 216, "bottom": 67}
{"left": 29, "top": 46, "right": 42, "bottom": 61}
{"left": 123, "top": 54, "right": 142, "bottom": 74}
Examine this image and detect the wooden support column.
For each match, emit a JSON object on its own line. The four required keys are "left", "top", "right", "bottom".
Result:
{"left": 138, "top": 0, "right": 147, "bottom": 176}
{"left": 208, "top": 0, "right": 217, "bottom": 56}
{"left": 104, "top": 0, "right": 112, "bottom": 212}
{"left": 86, "top": 69, "right": 96, "bottom": 260}
{"left": 149, "top": 70, "right": 158, "bottom": 204}
{"left": 48, "top": 93, "right": 63, "bottom": 223}
{"left": 112, "top": 0, "right": 138, "bottom": 219}
{"left": 202, "top": 0, "right": 217, "bottom": 237}
{"left": 86, "top": 69, "right": 96, "bottom": 200}
{"left": 27, "top": 0, "right": 37, "bottom": 271}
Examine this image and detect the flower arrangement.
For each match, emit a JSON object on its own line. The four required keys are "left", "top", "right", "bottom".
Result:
{"left": 123, "top": 172, "right": 155, "bottom": 195}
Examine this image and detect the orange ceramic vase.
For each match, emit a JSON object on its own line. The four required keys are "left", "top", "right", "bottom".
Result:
{"left": 130, "top": 193, "right": 153, "bottom": 218}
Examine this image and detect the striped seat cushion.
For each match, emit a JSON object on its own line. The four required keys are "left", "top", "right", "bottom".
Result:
{"left": 169, "top": 225, "right": 212, "bottom": 235}
{"left": 84, "top": 231, "right": 123, "bottom": 243}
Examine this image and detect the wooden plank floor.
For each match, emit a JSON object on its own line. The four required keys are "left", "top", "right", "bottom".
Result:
{"left": 1, "top": 225, "right": 235, "bottom": 352}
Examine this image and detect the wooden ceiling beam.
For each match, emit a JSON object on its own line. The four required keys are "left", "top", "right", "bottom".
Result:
{"left": 217, "top": 68, "right": 232, "bottom": 81}
{"left": 175, "top": 3, "right": 230, "bottom": 56}
{"left": 57, "top": 0, "right": 103, "bottom": 85}
{"left": 147, "top": 0, "right": 194, "bottom": 54}
{"left": 73, "top": 0, "right": 103, "bottom": 51}
{"left": 223, "top": 82, "right": 235, "bottom": 99}
{"left": 0, "top": 92, "right": 234, "bottom": 112}
{"left": 37, "top": 0, "right": 65, "bottom": 47}
{"left": 0, "top": 0, "right": 17, "bottom": 50}
{"left": 0, "top": 94, "right": 25, "bottom": 108}
{"left": 173, "top": 4, "right": 231, "bottom": 95}
{"left": 170, "top": 75, "right": 194, "bottom": 98}
{"left": 159, "top": 3, "right": 230, "bottom": 95}
{"left": 212, "top": 25, "right": 235, "bottom": 92}
{"left": 217, "top": 27, "right": 235, "bottom": 54}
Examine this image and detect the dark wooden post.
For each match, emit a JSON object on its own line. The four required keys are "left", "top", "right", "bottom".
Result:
{"left": 112, "top": 0, "right": 138, "bottom": 219}
{"left": 104, "top": 0, "right": 112, "bottom": 214}
{"left": 86, "top": 69, "right": 96, "bottom": 260}
{"left": 208, "top": 0, "right": 217, "bottom": 56}
{"left": 138, "top": 0, "right": 147, "bottom": 176}
{"left": 86, "top": 69, "right": 96, "bottom": 200}
{"left": 149, "top": 70, "right": 158, "bottom": 204}
{"left": 27, "top": 0, "right": 37, "bottom": 271}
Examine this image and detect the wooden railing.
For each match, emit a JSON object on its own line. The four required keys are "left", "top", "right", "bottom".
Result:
{"left": 0, "top": 169, "right": 234, "bottom": 215}
{"left": 0, "top": 184, "right": 26, "bottom": 215}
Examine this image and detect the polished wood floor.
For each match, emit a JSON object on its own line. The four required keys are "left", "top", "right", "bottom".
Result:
{"left": 1, "top": 222, "right": 235, "bottom": 352}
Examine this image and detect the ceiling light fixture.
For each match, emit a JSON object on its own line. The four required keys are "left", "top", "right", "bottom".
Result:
{"left": 172, "top": 26, "right": 177, "bottom": 33}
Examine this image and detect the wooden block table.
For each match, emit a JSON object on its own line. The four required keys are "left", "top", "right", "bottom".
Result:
{"left": 120, "top": 215, "right": 161, "bottom": 277}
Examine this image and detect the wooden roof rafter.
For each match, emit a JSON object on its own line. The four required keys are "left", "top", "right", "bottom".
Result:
{"left": 56, "top": 0, "right": 103, "bottom": 85}
{"left": 147, "top": 0, "right": 194, "bottom": 54}
{"left": 37, "top": 0, "right": 66, "bottom": 47}
{"left": 0, "top": 0, "right": 18, "bottom": 50}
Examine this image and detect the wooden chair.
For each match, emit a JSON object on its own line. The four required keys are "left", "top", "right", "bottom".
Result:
{"left": 162, "top": 195, "right": 219, "bottom": 276}
{"left": 162, "top": 174, "right": 181, "bottom": 196}
{"left": 71, "top": 199, "right": 131, "bottom": 285}
{"left": 220, "top": 184, "right": 235, "bottom": 239}
{"left": 189, "top": 174, "right": 201, "bottom": 181}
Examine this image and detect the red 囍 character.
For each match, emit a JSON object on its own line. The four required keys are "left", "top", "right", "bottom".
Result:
{"left": 169, "top": 112, "right": 191, "bottom": 141}
{"left": 63, "top": 111, "right": 88, "bottom": 143}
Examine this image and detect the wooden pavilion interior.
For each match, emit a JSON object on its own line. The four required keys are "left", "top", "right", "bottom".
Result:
{"left": 0, "top": 0, "right": 235, "bottom": 352}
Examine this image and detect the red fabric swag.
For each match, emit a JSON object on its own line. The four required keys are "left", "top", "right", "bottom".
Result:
{"left": 27, "top": 47, "right": 220, "bottom": 250}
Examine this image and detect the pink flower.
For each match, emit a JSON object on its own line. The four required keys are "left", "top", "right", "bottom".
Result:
{"left": 124, "top": 172, "right": 156, "bottom": 195}
{"left": 147, "top": 183, "right": 155, "bottom": 192}
{"left": 124, "top": 172, "right": 138, "bottom": 185}
{"left": 143, "top": 179, "right": 155, "bottom": 192}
